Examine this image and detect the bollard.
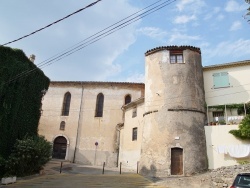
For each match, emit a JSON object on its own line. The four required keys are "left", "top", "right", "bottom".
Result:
{"left": 102, "top": 162, "right": 105, "bottom": 174}
{"left": 60, "top": 162, "right": 63, "bottom": 173}
{"left": 137, "top": 161, "right": 139, "bottom": 174}
{"left": 120, "top": 162, "right": 122, "bottom": 174}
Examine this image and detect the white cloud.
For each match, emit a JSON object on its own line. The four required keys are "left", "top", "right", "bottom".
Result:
{"left": 176, "top": 0, "right": 206, "bottom": 13}
{"left": 174, "top": 15, "right": 196, "bottom": 24}
{"left": 225, "top": 0, "right": 246, "bottom": 12}
{"left": 230, "top": 21, "right": 242, "bottom": 31}
{"left": 125, "top": 73, "right": 144, "bottom": 83}
{"left": 204, "top": 7, "right": 221, "bottom": 20}
{"left": 176, "top": 0, "right": 195, "bottom": 11}
{"left": 1, "top": 0, "right": 140, "bottom": 82}
{"left": 137, "top": 27, "right": 168, "bottom": 39}
{"left": 206, "top": 39, "right": 250, "bottom": 58}
{"left": 174, "top": 0, "right": 205, "bottom": 27}
{"left": 168, "top": 32, "right": 200, "bottom": 43}
{"left": 216, "top": 14, "right": 225, "bottom": 21}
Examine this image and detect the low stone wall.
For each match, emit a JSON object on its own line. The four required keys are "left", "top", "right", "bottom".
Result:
{"left": 156, "top": 164, "right": 250, "bottom": 188}
{"left": 211, "top": 164, "right": 250, "bottom": 187}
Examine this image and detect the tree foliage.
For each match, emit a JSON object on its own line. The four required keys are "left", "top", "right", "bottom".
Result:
{"left": 0, "top": 46, "right": 50, "bottom": 159}
{"left": 229, "top": 114, "right": 250, "bottom": 139}
{"left": 246, "top": 0, "right": 250, "bottom": 22}
{"left": 4, "top": 136, "right": 52, "bottom": 177}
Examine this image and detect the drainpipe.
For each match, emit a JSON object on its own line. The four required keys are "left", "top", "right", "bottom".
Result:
{"left": 116, "top": 125, "right": 121, "bottom": 168}
{"left": 116, "top": 106, "right": 125, "bottom": 167}
{"left": 73, "top": 83, "right": 84, "bottom": 163}
{"left": 225, "top": 104, "right": 227, "bottom": 124}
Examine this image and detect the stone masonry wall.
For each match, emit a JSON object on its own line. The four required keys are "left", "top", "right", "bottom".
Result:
{"left": 157, "top": 164, "right": 250, "bottom": 188}
{"left": 210, "top": 164, "right": 250, "bottom": 187}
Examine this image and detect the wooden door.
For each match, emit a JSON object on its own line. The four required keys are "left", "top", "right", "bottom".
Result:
{"left": 52, "top": 136, "right": 67, "bottom": 159}
{"left": 171, "top": 148, "right": 183, "bottom": 175}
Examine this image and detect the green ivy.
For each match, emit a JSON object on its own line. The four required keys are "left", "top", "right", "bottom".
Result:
{"left": 0, "top": 46, "right": 50, "bottom": 159}
{"left": 229, "top": 114, "right": 250, "bottom": 139}
{"left": 208, "top": 103, "right": 250, "bottom": 115}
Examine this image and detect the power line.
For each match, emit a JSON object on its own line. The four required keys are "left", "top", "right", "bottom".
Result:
{"left": 3, "top": 0, "right": 176, "bottom": 85}
{"left": 1, "top": 0, "right": 102, "bottom": 46}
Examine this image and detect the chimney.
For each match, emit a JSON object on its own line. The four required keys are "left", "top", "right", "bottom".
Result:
{"left": 29, "top": 54, "right": 36, "bottom": 63}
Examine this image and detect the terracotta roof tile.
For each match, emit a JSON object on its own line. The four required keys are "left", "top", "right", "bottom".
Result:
{"left": 145, "top": 45, "right": 201, "bottom": 56}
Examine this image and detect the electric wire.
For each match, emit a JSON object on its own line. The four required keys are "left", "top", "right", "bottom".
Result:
{"left": 3, "top": 0, "right": 176, "bottom": 85}
{"left": 1, "top": 0, "right": 102, "bottom": 46}
{"left": 36, "top": 0, "right": 167, "bottom": 67}
{"left": 5, "top": 0, "right": 175, "bottom": 84}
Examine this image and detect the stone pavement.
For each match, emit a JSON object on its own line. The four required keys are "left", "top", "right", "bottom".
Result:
{"left": 1, "top": 160, "right": 166, "bottom": 187}
{"left": 2, "top": 174, "right": 165, "bottom": 188}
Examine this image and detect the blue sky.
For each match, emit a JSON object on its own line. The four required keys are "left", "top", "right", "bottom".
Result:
{"left": 0, "top": 0, "right": 249, "bottom": 82}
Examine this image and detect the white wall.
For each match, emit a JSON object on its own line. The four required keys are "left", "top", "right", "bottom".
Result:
{"left": 39, "top": 82, "right": 144, "bottom": 166}
{"left": 119, "top": 101, "right": 144, "bottom": 170}
{"left": 204, "top": 65, "right": 250, "bottom": 106}
{"left": 205, "top": 125, "right": 250, "bottom": 169}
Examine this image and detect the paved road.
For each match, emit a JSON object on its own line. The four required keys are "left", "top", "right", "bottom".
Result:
{"left": 1, "top": 160, "right": 166, "bottom": 187}
{"left": 1, "top": 174, "right": 165, "bottom": 188}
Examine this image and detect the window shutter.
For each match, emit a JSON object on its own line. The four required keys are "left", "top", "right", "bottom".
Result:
{"left": 213, "top": 72, "right": 230, "bottom": 88}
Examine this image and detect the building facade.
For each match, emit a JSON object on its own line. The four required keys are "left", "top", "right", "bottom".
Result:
{"left": 39, "top": 81, "right": 144, "bottom": 166}
{"left": 38, "top": 45, "right": 250, "bottom": 176}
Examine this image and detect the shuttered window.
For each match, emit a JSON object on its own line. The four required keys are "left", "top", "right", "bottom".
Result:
{"left": 213, "top": 72, "right": 230, "bottom": 88}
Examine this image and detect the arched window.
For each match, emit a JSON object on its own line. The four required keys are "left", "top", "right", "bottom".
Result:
{"left": 125, "top": 94, "right": 131, "bottom": 105}
{"left": 95, "top": 93, "right": 104, "bottom": 117}
{"left": 60, "top": 121, "right": 65, "bottom": 130}
{"left": 62, "top": 92, "right": 71, "bottom": 116}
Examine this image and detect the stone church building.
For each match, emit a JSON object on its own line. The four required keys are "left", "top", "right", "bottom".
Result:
{"left": 38, "top": 45, "right": 250, "bottom": 177}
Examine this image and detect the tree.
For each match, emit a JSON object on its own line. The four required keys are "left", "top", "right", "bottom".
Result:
{"left": 229, "top": 114, "right": 250, "bottom": 139}
{"left": 246, "top": 0, "right": 250, "bottom": 22}
{"left": 0, "top": 46, "right": 50, "bottom": 159}
{"left": 4, "top": 136, "right": 52, "bottom": 177}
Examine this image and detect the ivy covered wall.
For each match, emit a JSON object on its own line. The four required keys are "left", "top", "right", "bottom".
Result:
{"left": 0, "top": 46, "right": 50, "bottom": 159}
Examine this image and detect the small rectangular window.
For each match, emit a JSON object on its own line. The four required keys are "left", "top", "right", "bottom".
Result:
{"left": 170, "top": 50, "right": 183, "bottom": 64}
{"left": 132, "top": 107, "right": 137, "bottom": 118}
{"left": 132, "top": 127, "right": 137, "bottom": 141}
{"left": 213, "top": 72, "right": 230, "bottom": 88}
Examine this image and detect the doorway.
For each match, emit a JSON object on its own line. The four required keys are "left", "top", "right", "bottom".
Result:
{"left": 52, "top": 136, "right": 67, "bottom": 159}
{"left": 171, "top": 147, "right": 183, "bottom": 175}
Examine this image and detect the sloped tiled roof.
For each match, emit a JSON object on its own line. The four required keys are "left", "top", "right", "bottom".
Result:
{"left": 51, "top": 81, "right": 144, "bottom": 85}
{"left": 145, "top": 45, "right": 201, "bottom": 56}
{"left": 203, "top": 60, "right": 250, "bottom": 70}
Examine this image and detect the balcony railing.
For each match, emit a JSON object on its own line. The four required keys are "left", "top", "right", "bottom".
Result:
{"left": 209, "top": 115, "right": 244, "bottom": 125}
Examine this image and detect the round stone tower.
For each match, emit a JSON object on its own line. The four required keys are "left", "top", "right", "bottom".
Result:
{"left": 140, "top": 46, "right": 207, "bottom": 177}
